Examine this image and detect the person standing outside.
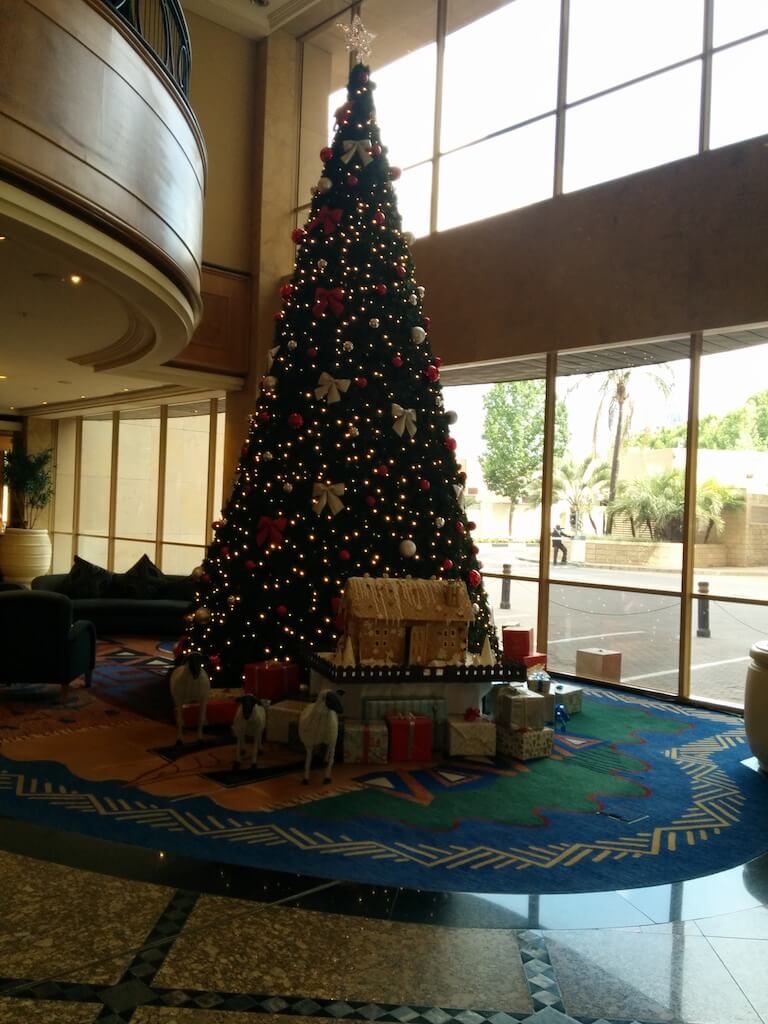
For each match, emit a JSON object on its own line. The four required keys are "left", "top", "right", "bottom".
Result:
{"left": 551, "top": 524, "right": 570, "bottom": 564}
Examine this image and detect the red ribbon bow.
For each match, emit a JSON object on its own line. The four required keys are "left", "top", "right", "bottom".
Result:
{"left": 464, "top": 707, "right": 481, "bottom": 721}
{"left": 313, "top": 287, "right": 345, "bottom": 318}
{"left": 256, "top": 515, "right": 287, "bottom": 547}
{"left": 309, "top": 206, "right": 343, "bottom": 235}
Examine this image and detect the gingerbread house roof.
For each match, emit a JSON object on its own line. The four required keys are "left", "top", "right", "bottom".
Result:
{"left": 343, "top": 577, "right": 475, "bottom": 623}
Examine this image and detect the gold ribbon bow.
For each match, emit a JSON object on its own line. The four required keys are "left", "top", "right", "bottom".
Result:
{"left": 340, "top": 139, "right": 373, "bottom": 166}
{"left": 315, "top": 371, "right": 351, "bottom": 404}
{"left": 312, "top": 481, "right": 346, "bottom": 516}
{"left": 392, "top": 403, "right": 417, "bottom": 437}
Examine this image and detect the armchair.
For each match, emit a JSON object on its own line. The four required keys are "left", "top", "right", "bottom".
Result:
{"left": 0, "top": 590, "right": 96, "bottom": 688}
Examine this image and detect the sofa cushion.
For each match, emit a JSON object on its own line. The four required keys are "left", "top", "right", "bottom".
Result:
{"left": 159, "top": 574, "right": 197, "bottom": 602}
{"left": 108, "top": 554, "right": 165, "bottom": 598}
{"left": 57, "top": 557, "right": 113, "bottom": 599}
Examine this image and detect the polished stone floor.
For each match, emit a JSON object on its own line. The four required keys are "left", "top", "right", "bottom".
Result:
{"left": 1, "top": 813, "right": 767, "bottom": 1024}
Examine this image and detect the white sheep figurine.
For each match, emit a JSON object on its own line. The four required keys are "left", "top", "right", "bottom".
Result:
{"left": 298, "top": 688, "right": 344, "bottom": 785}
{"left": 232, "top": 694, "right": 266, "bottom": 768}
{"left": 169, "top": 653, "right": 211, "bottom": 744}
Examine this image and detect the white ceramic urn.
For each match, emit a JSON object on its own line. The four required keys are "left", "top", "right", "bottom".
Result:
{"left": 744, "top": 641, "right": 768, "bottom": 773}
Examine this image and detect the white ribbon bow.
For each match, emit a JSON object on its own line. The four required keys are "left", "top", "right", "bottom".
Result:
{"left": 266, "top": 345, "right": 280, "bottom": 372}
{"left": 454, "top": 483, "right": 465, "bottom": 506}
{"left": 312, "top": 481, "right": 346, "bottom": 516}
{"left": 315, "top": 371, "right": 351, "bottom": 404}
{"left": 340, "top": 139, "right": 373, "bottom": 166}
{"left": 392, "top": 403, "right": 417, "bottom": 438}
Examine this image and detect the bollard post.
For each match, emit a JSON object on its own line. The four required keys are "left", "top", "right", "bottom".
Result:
{"left": 696, "top": 580, "right": 711, "bottom": 638}
{"left": 500, "top": 563, "right": 511, "bottom": 610}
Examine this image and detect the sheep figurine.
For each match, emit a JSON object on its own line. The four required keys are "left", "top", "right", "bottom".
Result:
{"left": 169, "top": 653, "right": 211, "bottom": 744}
{"left": 298, "top": 688, "right": 344, "bottom": 785}
{"left": 232, "top": 694, "right": 266, "bottom": 768}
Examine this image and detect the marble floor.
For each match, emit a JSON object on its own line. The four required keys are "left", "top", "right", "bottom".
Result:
{"left": 1, "top": 813, "right": 767, "bottom": 1024}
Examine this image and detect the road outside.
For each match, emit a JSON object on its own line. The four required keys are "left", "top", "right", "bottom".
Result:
{"left": 477, "top": 543, "right": 768, "bottom": 705}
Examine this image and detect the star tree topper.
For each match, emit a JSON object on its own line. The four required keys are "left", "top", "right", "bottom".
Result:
{"left": 338, "top": 14, "right": 376, "bottom": 64}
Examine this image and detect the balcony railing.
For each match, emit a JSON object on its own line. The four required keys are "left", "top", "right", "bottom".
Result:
{"left": 104, "top": 0, "right": 191, "bottom": 96}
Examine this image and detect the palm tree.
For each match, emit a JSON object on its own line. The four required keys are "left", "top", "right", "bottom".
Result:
{"left": 697, "top": 480, "right": 745, "bottom": 542}
{"left": 552, "top": 455, "right": 610, "bottom": 533}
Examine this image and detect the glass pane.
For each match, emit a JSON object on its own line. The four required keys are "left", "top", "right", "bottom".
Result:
{"left": 114, "top": 539, "right": 155, "bottom": 573}
{"left": 162, "top": 544, "right": 205, "bottom": 575}
{"left": 362, "top": 0, "right": 437, "bottom": 167}
{"left": 53, "top": 419, "right": 76, "bottom": 533}
{"left": 548, "top": 584, "right": 681, "bottom": 695}
{"left": 79, "top": 417, "right": 112, "bottom": 537}
{"left": 690, "top": 597, "right": 765, "bottom": 706}
{"left": 483, "top": 573, "right": 538, "bottom": 640}
{"left": 555, "top": 342, "right": 690, "bottom": 591}
{"left": 52, "top": 532, "right": 73, "bottom": 574}
{"left": 115, "top": 407, "right": 160, "bottom": 540}
{"left": 438, "top": 117, "right": 555, "bottom": 231}
{"left": 567, "top": 0, "right": 704, "bottom": 103}
{"left": 563, "top": 62, "right": 701, "bottom": 193}
{"left": 713, "top": 0, "right": 768, "bottom": 46}
{"left": 77, "top": 534, "right": 108, "bottom": 567}
{"left": 163, "top": 403, "right": 210, "bottom": 547}
{"left": 394, "top": 161, "right": 432, "bottom": 239}
{"left": 710, "top": 35, "right": 768, "bottom": 149}
{"left": 694, "top": 338, "right": 768, "bottom": 599}
{"left": 213, "top": 403, "right": 226, "bottom": 530}
{"left": 442, "top": 0, "right": 560, "bottom": 151}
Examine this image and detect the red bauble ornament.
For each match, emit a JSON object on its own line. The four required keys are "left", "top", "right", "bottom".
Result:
{"left": 245, "top": 559, "right": 256, "bottom": 571}
{"left": 288, "top": 412, "right": 304, "bottom": 429}
{"left": 356, "top": 376, "right": 368, "bottom": 388}
{"left": 442, "top": 558, "right": 454, "bottom": 571}
{"left": 276, "top": 604, "right": 288, "bottom": 618}
{"left": 391, "top": 355, "right": 403, "bottom": 368}
{"left": 389, "top": 166, "right": 402, "bottom": 180}
{"left": 365, "top": 495, "right": 376, "bottom": 507}
{"left": 471, "top": 545, "right": 479, "bottom": 555}
{"left": 468, "top": 569, "right": 482, "bottom": 588}
{"left": 395, "top": 265, "right": 407, "bottom": 278}
{"left": 423, "top": 316, "right": 432, "bottom": 329}
{"left": 307, "top": 347, "right": 318, "bottom": 358}
{"left": 419, "top": 479, "right": 431, "bottom": 491}
{"left": 444, "top": 437, "right": 457, "bottom": 451}
{"left": 320, "top": 146, "right": 333, "bottom": 162}
{"left": 220, "top": 545, "right": 230, "bottom": 556}
{"left": 202, "top": 573, "right": 211, "bottom": 584}
{"left": 334, "top": 104, "right": 350, "bottom": 123}
{"left": 458, "top": 471, "right": 467, "bottom": 482}
{"left": 274, "top": 311, "right": 284, "bottom": 321}
{"left": 280, "top": 283, "right": 293, "bottom": 300}
{"left": 375, "top": 464, "right": 389, "bottom": 476}
{"left": 241, "top": 445, "right": 248, "bottom": 456}
{"left": 424, "top": 365, "right": 440, "bottom": 382}
{"left": 375, "top": 283, "right": 387, "bottom": 295}
{"left": 373, "top": 211, "right": 385, "bottom": 225}
{"left": 455, "top": 522, "right": 465, "bottom": 534}
{"left": 259, "top": 410, "right": 270, "bottom": 422}
{"left": 291, "top": 227, "right": 306, "bottom": 243}
{"left": 434, "top": 355, "right": 443, "bottom": 367}
{"left": 371, "top": 143, "right": 382, "bottom": 156}
{"left": 467, "top": 520, "right": 477, "bottom": 531}
{"left": 347, "top": 174, "right": 359, "bottom": 186}
{"left": 359, "top": 72, "right": 369, "bottom": 83}
{"left": 339, "top": 549, "right": 351, "bottom": 561}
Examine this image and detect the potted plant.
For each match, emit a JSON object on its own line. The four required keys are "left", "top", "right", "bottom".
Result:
{"left": 0, "top": 447, "right": 55, "bottom": 585}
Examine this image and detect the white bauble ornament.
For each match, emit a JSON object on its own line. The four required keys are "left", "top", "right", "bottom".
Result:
{"left": 417, "top": 285, "right": 425, "bottom": 298}
{"left": 287, "top": 340, "right": 297, "bottom": 351}
{"left": 318, "top": 259, "right": 328, "bottom": 271}
{"left": 435, "top": 517, "right": 445, "bottom": 528}
{"left": 192, "top": 565, "right": 204, "bottom": 579}
{"left": 411, "top": 326, "right": 426, "bottom": 344}
{"left": 348, "top": 426, "right": 359, "bottom": 437}
{"left": 369, "top": 318, "right": 380, "bottom": 328}
{"left": 219, "top": 517, "right": 228, "bottom": 526}
{"left": 342, "top": 340, "right": 354, "bottom": 351}
{"left": 446, "top": 410, "right": 458, "bottom": 424}
{"left": 194, "top": 607, "right": 212, "bottom": 624}
{"left": 399, "top": 539, "right": 417, "bottom": 558}
{"left": 283, "top": 482, "right": 294, "bottom": 493}
{"left": 472, "top": 603, "right": 480, "bottom": 613}
{"left": 227, "top": 595, "right": 237, "bottom": 607}
{"left": 263, "top": 375, "right": 277, "bottom": 389}
{"left": 407, "top": 294, "right": 418, "bottom": 305}
{"left": 264, "top": 451, "right": 274, "bottom": 461}
{"left": 317, "top": 176, "right": 333, "bottom": 192}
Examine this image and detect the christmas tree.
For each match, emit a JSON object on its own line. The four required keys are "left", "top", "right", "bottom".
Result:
{"left": 185, "top": 36, "right": 497, "bottom": 681}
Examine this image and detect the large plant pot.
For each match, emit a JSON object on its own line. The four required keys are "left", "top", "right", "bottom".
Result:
{"left": 744, "top": 641, "right": 768, "bottom": 773}
{"left": 0, "top": 527, "right": 52, "bottom": 586}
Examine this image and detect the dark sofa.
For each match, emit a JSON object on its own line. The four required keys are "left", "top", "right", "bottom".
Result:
{"left": 31, "top": 555, "right": 196, "bottom": 637}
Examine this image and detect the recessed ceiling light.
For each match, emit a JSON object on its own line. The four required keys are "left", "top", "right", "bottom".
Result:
{"left": 0, "top": 374, "right": 7, "bottom": 380}
{"left": 122, "top": 388, "right": 129, "bottom": 392}
{"left": 68, "top": 274, "right": 83, "bottom": 285}
{"left": 0, "top": 235, "right": 6, "bottom": 242}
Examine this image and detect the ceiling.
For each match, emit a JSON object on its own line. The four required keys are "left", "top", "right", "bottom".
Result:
{"left": 180, "top": 0, "right": 348, "bottom": 39}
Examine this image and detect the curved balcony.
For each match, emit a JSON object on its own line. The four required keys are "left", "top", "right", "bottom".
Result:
{"left": 0, "top": 0, "right": 206, "bottom": 376}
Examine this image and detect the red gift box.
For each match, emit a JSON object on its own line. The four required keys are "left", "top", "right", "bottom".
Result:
{"left": 502, "top": 627, "right": 534, "bottom": 659}
{"left": 182, "top": 698, "right": 238, "bottom": 727}
{"left": 243, "top": 660, "right": 300, "bottom": 700}
{"left": 387, "top": 713, "right": 432, "bottom": 761}
{"left": 522, "top": 652, "right": 547, "bottom": 669}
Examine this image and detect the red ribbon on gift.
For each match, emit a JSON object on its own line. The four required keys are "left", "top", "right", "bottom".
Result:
{"left": 256, "top": 515, "right": 287, "bottom": 547}
{"left": 464, "top": 706, "right": 481, "bottom": 721}
{"left": 313, "top": 286, "right": 345, "bottom": 318}
{"left": 309, "top": 206, "right": 343, "bottom": 235}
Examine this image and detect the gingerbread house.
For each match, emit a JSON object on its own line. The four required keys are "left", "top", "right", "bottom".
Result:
{"left": 338, "top": 577, "right": 475, "bottom": 666}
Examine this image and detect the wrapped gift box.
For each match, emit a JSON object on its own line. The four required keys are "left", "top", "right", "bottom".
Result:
{"left": 343, "top": 719, "right": 388, "bottom": 764}
{"left": 502, "top": 627, "right": 534, "bottom": 660}
{"left": 363, "top": 697, "right": 447, "bottom": 751}
{"left": 575, "top": 647, "right": 621, "bottom": 683}
{"left": 528, "top": 671, "right": 551, "bottom": 695}
{"left": 551, "top": 682, "right": 583, "bottom": 715}
{"left": 387, "top": 714, "right": 432, "bottom": 761}
{"left": 182, "top": 697, "right": 238, "bottom": 727}
{"left": 243, "top": 660, "right": 301, "bottom": 700}
{"left": 522, "top": 652, "right": 547, "bottom": 670}
{"left": 495, "top": 687, "right": 551, "bottom": 731}
{"left": 447, "top": 715, "right": 497, "bottom": 757}
{"left": 497, "top": 724, "right": 553, "bottom": 761}
{"left": 266, "top": 700, "right": 307, "bottom": 743}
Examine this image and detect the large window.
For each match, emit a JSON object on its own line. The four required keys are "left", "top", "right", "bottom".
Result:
{"left": 300, "top": 2, "right": 768, "bottom": 235}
